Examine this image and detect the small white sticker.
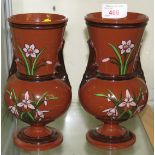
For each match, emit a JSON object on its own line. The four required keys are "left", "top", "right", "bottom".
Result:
{"left": 102, "top": 4, "right": 128, "bottom": 19}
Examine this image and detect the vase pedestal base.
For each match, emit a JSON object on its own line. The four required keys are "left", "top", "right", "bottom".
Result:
{"left": 13, "top": 126, "right": 63, "bottom": 151}
{"left": 86, "top": 123, "right": 136, "bottom": 149}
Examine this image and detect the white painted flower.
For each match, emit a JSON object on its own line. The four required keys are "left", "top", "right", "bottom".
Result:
{"left": 44, "top": 97, "right": 48, "bottom": 106}
{"left": 23, "top": 44, "right": 39, "bottom": 58}
{"left": 17, "top": 91, "right": 35, "bottom": 110}
{"left": 102, "top": 58, "right": 110, "bottom": 63}
{"left": 35, "top": 110, "right": 49, "bottom": 121}
{"left": 118, "top": 40, "right": 134, "bottom": 54}
{"left": 46, "top": 60, "right": 52, "bottom": 64}
{"left": 103, "top": 106, "right": 118, "bottom": 117}
{"left": 119, "top": 89, "right": 136, "bottom": 108}
{"left": 9, "top": 92, "right": 13, "bottom": 99}
{"left": 9, "top": 106, "right": 19, "bottom": 116}
{"left": 107, "top": 94, "right": 116, "bottom": 102}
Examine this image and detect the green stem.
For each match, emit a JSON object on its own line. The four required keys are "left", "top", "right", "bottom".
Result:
{"left": 27, "top": 112, "right": 35, "bottom": 121}
{"left": 108, "top": 43, "right": 123, "bottom": 75}
{"left": 118, "top": 111, "right": 126, "bottom": 119}
{"left": 35, "top": 92, "right": 48, "bottom": 107}
{"left": 136, "top": 86, "right": 142, "bottom": 102}
{"left": 123, "top": 40, "right": 141, "bottom": 74}
{"left": 123, "top": 52, "right": 132, "bottom": 74}
{"left": 18, "top": 47, "right": 31, "bottom": 75}
{"left": 31, "top": 48, "right": 46, "bottom": 75}
{"left": 12, "top": 88, "right": 18, "bottom": 104}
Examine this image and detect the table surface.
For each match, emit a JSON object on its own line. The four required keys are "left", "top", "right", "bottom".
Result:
{"left": 2, "top": 102, "right": 153, "bottom": 155}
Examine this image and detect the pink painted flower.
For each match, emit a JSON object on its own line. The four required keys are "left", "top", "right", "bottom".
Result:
{"left": 23, "top": 44, "right": 39, "bottom": 58}
{"left": 35, "top": 110, "right": 49, "bottom": 121}
{"left": 118, "top": 40, "right": 134, "bottom": 54}
{"left": 17, "top": 91, "right": 35, "bottom": 110}
{"left": 15, "top": 58, "right": 20, "bottom": 62}
{"left": 46, "top": 60, "right": 52, "bottom": 64}
{"left": 135, "top": 105, "right": 144, "bottom": 114}
{"left": 102, "top": 58, "right": 110, "bottom": 63}
{"left": 9, "top": 106, "right": 19, "bottom": 116}
{"left": 103, "top": 106, "right": 118, "bottom": 117}
{"left": 119, "top": 89, "right": 136, "bottom": 108}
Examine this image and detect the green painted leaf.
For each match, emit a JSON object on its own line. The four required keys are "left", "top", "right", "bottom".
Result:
{"left": 123, "top": 41, "right": 140, "bottom": 74}
{"left": 6, "top": 89, "right": 11, "bottom": 96}
{"left": 48, "top": 97, "right": 58, "bottom": 100}
{"left": 108, "top": 43, "right": 123, "bottom": 75}
{"left": 35, "top": 92, "right": 48, "bottom": 107}
{"left": 12, "top": 88, "right": 18, "bottom": 104}
{"left": 18, "top": 46, "right": 31, "bottom": 75}
{"left": 27, "top": 112, "right": 35, "bottom": 121}
{"left": 118, "top": 111, "right": 126, "bottom": 119}
{"left": 20, "top": 112, "right": 25, "bottom": 120}
{"left": 95, "top": 94, "right": 107, "bottom": 98}
{"left": 136, "top": 86, "right": 142, "bottom": 102}
{"left": 31, "top": 47, "right": 46, "bottom": 75}
{"left": 123, "top": 51, "right": 132, "bottom": 74}
{"left": 128, "top": 110, "right": 133, "bottom": 118}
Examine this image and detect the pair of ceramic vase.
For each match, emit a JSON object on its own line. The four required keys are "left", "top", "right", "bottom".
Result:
{"left": 4, "top": 12, "right": 149, "bottom": 151}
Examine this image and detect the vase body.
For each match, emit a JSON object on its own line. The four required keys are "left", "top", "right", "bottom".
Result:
{"left": 79, "top": 12, "right": 149, "bottom": 149}
{"left": 4, "top": 13, "right": 72, "bottom": 151}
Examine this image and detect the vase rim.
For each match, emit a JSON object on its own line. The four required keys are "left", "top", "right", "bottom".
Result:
{"left": 85, "top": 12, "right": 149, "bottom": 26}
{"left": 8, "top": 13, "right": 68, "bottom": 26}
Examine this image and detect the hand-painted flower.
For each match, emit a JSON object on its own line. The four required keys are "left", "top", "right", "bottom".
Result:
{"left": 35, "top": 110, "right": 49, "bottom": 121}
{"left": 17, "top": 91, "right": 35, "bottom": 110}
{"left": 118, "top": 40, "right": 134, "bottom": 54}
{"left": 44, "top": 97, "right": 48, "bottom": 106}
{"left": 9, "top": 106, "right": 19, "bottom": 116}
{"left": 23, "top": 44, "right": 39, "bottom": 58}
{"left": 107, "top": 94, "right": 116, "bottom": 102}
{"left": 135, "top": 105, "right": 144, "bottom": 113}
{"left": 9, "top": 91, "right": 13, "bottom": 99}
{"left": 119, "top": 89, "right": 136, "bottom": 108}
{"left": 102, "top": 58, "right": 110, "bottom": 63}
{"left": 15, "top": 58, "right": 20, "bottom": 62}
{"left": 103, "top": 106, "right": 118, "bottom": 117}
{"left": 46, "top": 60, "right": 52, "bottom": 64}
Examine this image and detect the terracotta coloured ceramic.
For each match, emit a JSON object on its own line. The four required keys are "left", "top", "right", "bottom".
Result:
{"left": 79, "top": 12, "right": 149, "bottom": 149}
{"left": 4, "top": 13, "right": 71, "bottom": 151}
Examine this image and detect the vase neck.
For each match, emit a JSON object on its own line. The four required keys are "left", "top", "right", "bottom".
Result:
{"left": 89, "top": 37, "right": 142, "bottom": 76}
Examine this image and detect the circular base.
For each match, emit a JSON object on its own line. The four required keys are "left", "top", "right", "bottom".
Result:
{"left": 13, "top": 127, "right": 63, "bottom": 151}
{"left": 86, "top": 129, "right": 136, "bottom": 149}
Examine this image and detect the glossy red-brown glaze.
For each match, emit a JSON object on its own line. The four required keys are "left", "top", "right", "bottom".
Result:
{"left": 79, "top": 12, "right": 148, "bottom": 149}
{"left": 5, "top": 13, "right": 71, "bottom": 151}
{"left": 79, "top": 77, "right": 148, "bottom": 121}
{"left": 85, "top": 12, "right": 148, "bottom": 75}
{"left": 5, "top": 75, "right": 71, "bottom": 124}
{"left": 9, "top": 13, "right": 67, "bottom": 76}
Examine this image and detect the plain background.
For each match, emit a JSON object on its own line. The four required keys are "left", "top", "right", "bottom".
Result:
{"left": 2, "top": 0, "right": 154, "bottom": 109}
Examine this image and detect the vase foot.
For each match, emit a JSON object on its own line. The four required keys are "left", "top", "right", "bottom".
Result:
{"left": 86, "top": 124, "right": 136, "bottom": 149}
{"left": 13, "top": 126, "right": 63, "bottom": 151}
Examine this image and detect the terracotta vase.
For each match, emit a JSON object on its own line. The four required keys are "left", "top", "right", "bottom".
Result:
{"left": 4, "top": 13, "right": 72, "bottom": 151}
{"left": 79, "top": 12, "right": 149, "bottom": 149}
